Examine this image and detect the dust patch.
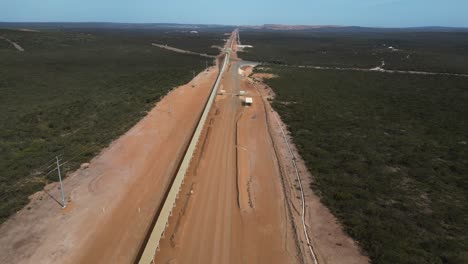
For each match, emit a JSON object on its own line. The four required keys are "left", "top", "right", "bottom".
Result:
{"left": 252, "top": 73, "right": 278, "bottom": 81}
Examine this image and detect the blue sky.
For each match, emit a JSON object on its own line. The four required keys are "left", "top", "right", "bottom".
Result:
{"left": 1, "top": 0, "right": 467, "bottom": 27}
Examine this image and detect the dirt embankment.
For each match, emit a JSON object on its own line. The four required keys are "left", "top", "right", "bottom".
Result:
{"left": 0, "top": 67, "right": 218, "bottom": 264}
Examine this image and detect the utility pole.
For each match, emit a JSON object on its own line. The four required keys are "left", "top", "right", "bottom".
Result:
{"left": 56, "top": 156, "right": 66, "bottom": 208}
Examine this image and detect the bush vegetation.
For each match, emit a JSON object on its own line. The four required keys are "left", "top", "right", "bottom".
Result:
{"left": 0, "top": 28, "right": 218, "bottom": 223}
{"left": 240, "top": 30, "right": 468, "bottom": 74}
{"left": 259, "top": 66, "right": 468, "bottom": 263}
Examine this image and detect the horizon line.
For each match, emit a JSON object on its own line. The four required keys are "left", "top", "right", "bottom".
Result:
{"left": 1, "top": 21, "right": 468, "bottom": 29}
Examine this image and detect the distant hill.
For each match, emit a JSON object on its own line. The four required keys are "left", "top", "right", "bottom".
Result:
{"left": 240, "top": 24, "right": 468, "bottom": 33}
{"left": 243, "top": 24, "right": 341, "bottom": 30}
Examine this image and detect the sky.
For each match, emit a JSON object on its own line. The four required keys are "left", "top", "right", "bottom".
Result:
{"left": 1, "top": 0, "right": 468, "bottom": 27}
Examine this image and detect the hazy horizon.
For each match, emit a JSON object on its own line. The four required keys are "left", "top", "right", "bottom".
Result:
{"left": 1, "top": 0, "right": 468, "bottom": 28}
{"left": 1, "top": 21, "right": 468, "bottom": 29}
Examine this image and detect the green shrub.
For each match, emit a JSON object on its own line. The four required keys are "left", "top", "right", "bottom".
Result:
{"left": 262, "top": 66, "right": 468, "bottom": 264}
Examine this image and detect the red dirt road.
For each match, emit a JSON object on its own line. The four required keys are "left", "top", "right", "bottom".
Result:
{"left": 153, "top": 36, "right": 301, "bottom": 263}
{"left": 0, "top": 67, "right": 218, "bottom": 264}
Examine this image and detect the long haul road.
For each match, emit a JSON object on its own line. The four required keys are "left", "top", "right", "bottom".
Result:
{"left": 139, "top": 30, "right": 302, "bottom": 263}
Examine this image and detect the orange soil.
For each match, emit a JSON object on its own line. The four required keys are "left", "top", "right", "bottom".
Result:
{"left": 0, "top": 67, "right": 218, "bottom": 264}
{"left": 154, "top": 46, "right": 300, "bottom": 263}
